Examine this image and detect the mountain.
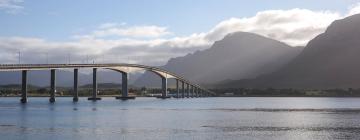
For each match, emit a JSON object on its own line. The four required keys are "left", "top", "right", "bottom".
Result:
{"left": 134, "top": 32, "right": 303, "bottom": 87}
{"left": 220, "top": 14, "right": 360, "bottom": 89}
{"left": 0, "top": 70, "right": 142, "bottom": 87}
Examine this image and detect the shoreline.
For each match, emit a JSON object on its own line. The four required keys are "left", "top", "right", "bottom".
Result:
{"left": 1, "top": 95, "right": 360, "bottom": 98}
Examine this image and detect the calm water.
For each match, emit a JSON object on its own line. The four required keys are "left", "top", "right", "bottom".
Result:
{"left": 1, "top": 97, "right": 360, "bottom": 140}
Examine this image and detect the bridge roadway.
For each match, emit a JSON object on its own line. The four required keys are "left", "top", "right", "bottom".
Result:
{"left": 0, "top": 64, "right": 215, "bottom": 103}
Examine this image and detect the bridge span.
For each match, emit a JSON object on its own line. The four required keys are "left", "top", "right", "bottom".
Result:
{"left": 0, "top": 64, "right": 215, "bottom": 103}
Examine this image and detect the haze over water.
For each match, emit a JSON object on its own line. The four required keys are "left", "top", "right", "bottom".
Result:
{"left": 1, "top": 97, "right": 360, "bottom": 140}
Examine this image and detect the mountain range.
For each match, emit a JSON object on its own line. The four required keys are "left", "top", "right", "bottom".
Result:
{"left": 1, "top": 14, "right": 360, "bottom": 89}
{"left": 134, "top": 32, "right": 303, "bottom": 87}
{"left": 217, "top": 14, "right": 360, "bottom": 89}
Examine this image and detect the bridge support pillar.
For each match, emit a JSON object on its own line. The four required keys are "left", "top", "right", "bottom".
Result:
{"left": 194, "top": 87, "right": 199, "bottom": 98}
{"left": 181, "top": 81, "right": 185, "bottom": 98}
{"left": 116, "top": 72, "right": 135, "bottom": 100}
{"left": 159, "top": 77, "right": 169, "bottom": 99}
{"left": 175, "top": 79, "right": 179, "bottom": 98}
{"left": 88, "top": 68, "right": 101, "bottom": 101}
{"left": 191, "top": 86, "right": 195, "bottom": 98}
{"left": 73, "top": 69, "right": 79, "bottom": 102}
{"left": 20, "top": 70, "right": 28, "bottom": 103}
{"left": 186, "top": 84, "right": 190, "bottom": 98}
{"left": 49, "top": 69, "right": 56, "bottom": 103}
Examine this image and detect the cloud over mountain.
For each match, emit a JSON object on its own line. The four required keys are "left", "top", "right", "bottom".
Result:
{"left": 0, "top": 4, "right": 359, "bottom": 66}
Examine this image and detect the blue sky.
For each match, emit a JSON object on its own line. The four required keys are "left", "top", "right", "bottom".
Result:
{"left": 0, "top": 0, "right": 360, "bottom": 65}
{"left": 0, "top": 0, "right": 358, "bottom": 40}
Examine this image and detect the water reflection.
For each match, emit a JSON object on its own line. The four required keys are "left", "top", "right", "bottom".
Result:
{"left": 0, "top": 97, "right": 360, "bottom": 140}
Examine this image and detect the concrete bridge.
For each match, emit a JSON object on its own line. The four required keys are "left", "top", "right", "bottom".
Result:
{"left": 0, "top": 64, "right": 215, "bottom": 103}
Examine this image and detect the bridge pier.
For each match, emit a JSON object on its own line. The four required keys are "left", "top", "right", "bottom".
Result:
{"left": 73, "top": 69, "right": 79, "bottom": 102}
{"left": 49, "top": 69, "right": 56, "bottom": 103}
{"left": 159, "top": 77, "right": 170, "bottom": 99}
{"left": 186, "top": 84, "right": 190, "bottom": 98}
{"left": 181, "top": 81, "right": 185, "bottom": 98}
{"left": 20, "top": 70, "right": 28, "bottom": 103}
{"left": 116, "top": 72, "right": 135, "bottom": 100}
{"left": 191, "top": 86, "right": 195, "bottom": 98}
{"left": 88, "top": 68, "right": 101, "bottom": 101}
{"left": 194, "top": 87, "right": 199, "bottom": 98}
{"left": 176, "top": 79, "right": 179, "bottom": 98}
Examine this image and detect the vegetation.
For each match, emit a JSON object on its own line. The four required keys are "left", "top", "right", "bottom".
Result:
{"left": 211, "top": 88, "right": 360, "bottom": 97}
{"left": 1, "top": 84, "right": 360, "bottom": 97}
{"left": 0, "top": 84, "right": 163, "bottom": 97}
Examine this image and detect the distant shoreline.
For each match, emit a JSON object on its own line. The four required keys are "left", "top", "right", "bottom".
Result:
{"left": 1, "top": 95, "right": 360, "bottom": 98}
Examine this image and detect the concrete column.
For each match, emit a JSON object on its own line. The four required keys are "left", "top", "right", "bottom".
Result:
{"left": 20, "top": 70, "right": 28, "bottom": 103}
{"left": 181, "top": 81, "right": 185, "bottom": 98}
{"left": 49, "top": 69, "right": 56, "bottom": 103}
{"left": 186, "top": 84, "right": 190, "bottom": 98}
{"left": 195, "top": 87, "right": 199, "bottom": 98}
{"left": 122, "top": 72, "right": 128, "bottom": 97}
{"left": 197, "top": 88, "right": 200, "bottom": 98}
{"left": 176, "top": 79, "right": 179, "bottom": 98}
{"left": 191, "top": 86, "right": 195, "bottom": 98}
{"left": 161, "top": 77, "right": 167, "bottom": 98}
{"left": 73, "top": 69, "right": 79, "bottom": 102}
{"left": 116, "top": 72, "right": 135, "bottom": 100}
{"left": 88, "top": 68, "right": 101, "bottom": 100}
{"left": 93, "top": 68, "right": 97, "bottom": 98}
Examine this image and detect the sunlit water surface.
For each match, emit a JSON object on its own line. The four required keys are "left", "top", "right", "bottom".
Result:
{"left": 1, "top": 97, "right": 360, "bottom": 140}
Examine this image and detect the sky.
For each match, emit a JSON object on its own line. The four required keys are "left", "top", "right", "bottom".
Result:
{"left": 0, "top": 0, "right": 360, "bottom": 66}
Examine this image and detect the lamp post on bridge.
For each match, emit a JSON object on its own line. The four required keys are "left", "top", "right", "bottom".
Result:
{"left": 17, "top": 51, "right": 21, "bottom": 64}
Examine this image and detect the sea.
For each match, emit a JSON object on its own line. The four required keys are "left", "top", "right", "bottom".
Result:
{"left": 1, "top": 97, "right": 360, "bottom": 140}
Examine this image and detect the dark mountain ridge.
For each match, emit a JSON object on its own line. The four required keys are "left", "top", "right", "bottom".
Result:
{"left": 135, "top": 32, "right": 303, "bottom": 87}
{"left": 219, "top": 14, "right": 360, "bottom": 89}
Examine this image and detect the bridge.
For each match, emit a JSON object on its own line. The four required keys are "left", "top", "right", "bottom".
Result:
{"left": 0, "top": 64, "right": 215, "bottom": 103}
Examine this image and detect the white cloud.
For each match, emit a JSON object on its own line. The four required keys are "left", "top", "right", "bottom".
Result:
{"left": 98, "top": 22, "right": 127, "bottom": 29}
{"left": 203, "top": 9, "right": 341, "bottom": 46}
{"left": 1, "top": 4, "right": 360, "bottom": 66}
{"left": 75, "top": 25, "right": 172, "bottom": 39}
{"left": 348, "top": 2, "right": 360, "bottom": 16}
{"left": 0, "top": 0, "right": 23, "bottom": 14}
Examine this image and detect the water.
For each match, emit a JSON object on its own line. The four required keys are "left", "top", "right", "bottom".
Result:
{"left": 1, "top": 97, "right": 360, "bottom": 140}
